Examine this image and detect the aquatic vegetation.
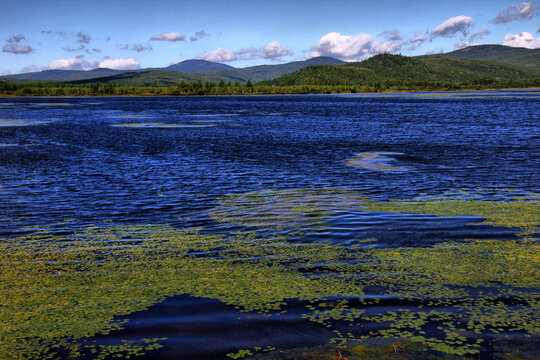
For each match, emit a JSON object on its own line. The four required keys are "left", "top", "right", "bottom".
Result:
{"left": 360, "top": 197, "right": 539, "bottom": 238}
{"left": 0, "top": 119, "right": 50, "bottom": 126}
{"left": 345, "top": 152, "right": 410, "bottom": 171}
{"left": 2, "top": 217, "right": 539, "bottom": 358}
{"left": 111, "top": 122, "right": 214, "bottom": 128}
{"left": 213, "top": 188, "right": 539, "bottom": 239}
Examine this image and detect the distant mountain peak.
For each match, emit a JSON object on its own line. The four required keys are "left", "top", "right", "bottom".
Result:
{"left": 165, "top": 59, "right": 235, "bottom": 73}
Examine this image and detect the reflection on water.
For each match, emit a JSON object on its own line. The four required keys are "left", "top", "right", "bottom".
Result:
{"left": 0, "top": 92, "right": 538, "bottom": 359}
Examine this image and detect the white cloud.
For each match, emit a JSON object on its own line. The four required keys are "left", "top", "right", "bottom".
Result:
{"left": 431, "top": 15, "right": 473, "bottom": 39}
{"left": 100, "top": 58, "right": 140, "bottom": 70}
{"left": 491, "top": 2, "right": 535, "bottom": 24}
{"left": 502, "top": 32, "right": 540, "bottom": 48}
{"left": 3, "top": 44, "right": 33, "bottom": 54}
{"left": 120, "top": 43, "right": 152, "bottom": 52}
{"left": 197, "top": 47, "right": 237, "bottom": 62}
{"left": 371, "top": 40, "right": 402, "bottom": 54}
{"left": 150, "top": 32, "right": 185, "bottom": 41}
{"left": 20, "top": 65, "right": 42, "bottom": 73}
{"left": 259, "top": 41, "right": 294, "bottom": 59}
{"left": 49, "top": 56, "right": 141, "bottom": 70}
{"left": 410, "top": 34, "right": 427, "bottom": 43}
{"left": 41, "top": 30, "right": 66, "bottom": 36}
{"left": 235, "top": 47, "right": 258, "bottom": 55}
{"left": 190, "top": 30, "right": 208, "bottom": 42}
{"left": 234, "top": 47, "right": 258, "bottom": 60}
{"left": 63, "top": 45, "right": 84, "bottom": 52}
{"left": 1, "top": 70, "right": 12, "bottom": 75}
{"left": 310, "top": 32, "right": 374, "bottom": 60}
{"left": 3, "top": 34, "right": 33, "bottom": 54}
{"left": 380, "top": 30, "right": 402, "bottom": 42}
{"left": 454, "top": 41, "right": 471, "bottom": 50}
{"left": 425, "top": 47, "right": 445, "bottom": 55}
{"left": 405, "top": 33, "right": 428, "bottom": 50}
{"left": 469, "top": 29, "right": 491, "bottom": 42}
{"left": 50, "top": 56, "right": 99, "bottom": 70}
{"left": 76, "top": 31, "right": 91, "bottom": 44}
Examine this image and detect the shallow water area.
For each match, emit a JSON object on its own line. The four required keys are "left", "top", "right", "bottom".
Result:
{"left": 0, "top": 91, "right": 538, "bottom": 360}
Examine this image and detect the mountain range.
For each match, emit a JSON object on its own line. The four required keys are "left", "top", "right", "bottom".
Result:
{"left": 1, "top": 45, "right": 538, "bottom": 86}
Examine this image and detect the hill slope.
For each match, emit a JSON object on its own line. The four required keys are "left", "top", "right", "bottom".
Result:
{"left": 0, "top": 68, "right": 129, "bottom": 81}
{"left": 71, "top": 70, "right": 201, "bottom": 86}
{"left": 69, "top": 57, "right": 345, "bottom": 85}
{"left": 264, "top": 53, "right": 540, "bottom": 87}
{"left": 446, "top": 44, "right": 540, "bottom": 69}
{"left": 165, "top": 59, "right": 235, "bottom": 73}
{"left": 197, "top": 56, "right": 345, "bottom": 83}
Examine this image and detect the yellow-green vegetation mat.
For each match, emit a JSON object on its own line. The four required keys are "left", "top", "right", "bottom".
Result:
{"left": 1, "top": 188, "right": 538, "bottom": 359}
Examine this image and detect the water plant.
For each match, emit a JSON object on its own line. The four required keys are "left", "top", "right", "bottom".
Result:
{"left": 1, "top": 188, "right": 538, "bottom": 359}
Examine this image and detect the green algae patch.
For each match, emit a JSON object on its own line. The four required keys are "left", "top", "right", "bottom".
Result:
{"left": 360, "top": 198, "right": 539, "bottom": 238}
{"left": 111, "top": 122, "right": 214, "bottom": 128}
{"left": 2, "top": 187, "right": 540, "bottom": 359}
{"left": 0, "top": 225, "right": 318, "bottom": 359}
{"left": 346, "top": 152, "right": 410, "bottom": 171}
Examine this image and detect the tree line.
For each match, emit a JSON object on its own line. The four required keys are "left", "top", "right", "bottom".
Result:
{"left": 0, "top": 78, "right": 538, "bottom": 97}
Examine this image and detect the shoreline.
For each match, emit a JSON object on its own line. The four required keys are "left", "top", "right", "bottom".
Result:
{"left": 1, "top": 87, "right": 539, "bottom": 98}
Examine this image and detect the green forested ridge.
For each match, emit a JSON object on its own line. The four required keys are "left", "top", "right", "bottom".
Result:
{"left": 263, "top": 53, "right": 540, "bottom": 88}
{"left": 447, "top": 44, "right": 540, "bottom": 69}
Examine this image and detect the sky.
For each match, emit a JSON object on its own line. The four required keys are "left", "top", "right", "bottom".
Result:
{"left": 1, "top": 0, "right": 539, "bottom": 75}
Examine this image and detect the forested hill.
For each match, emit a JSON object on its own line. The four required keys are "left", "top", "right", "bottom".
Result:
{"left": 263, "top": 54, "right": 540, "bottom": 87}
{"left": 446, "top": 45, "right": 540, "bottom": 69}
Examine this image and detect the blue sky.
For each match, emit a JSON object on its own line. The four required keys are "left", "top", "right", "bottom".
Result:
{"left": 1, "top": 0, "right": 539, "bottom": 74}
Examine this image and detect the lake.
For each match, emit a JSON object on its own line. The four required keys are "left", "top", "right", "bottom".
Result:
{"left": 0, "top": 90, "right": 538, "bottom": 359}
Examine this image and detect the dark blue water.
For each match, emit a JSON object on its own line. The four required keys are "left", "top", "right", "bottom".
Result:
{"left": 1, "top": 91, "right": 539, "bottom": 359}
{"left": 1, "top": 93, "right": 538, "bottom": 232}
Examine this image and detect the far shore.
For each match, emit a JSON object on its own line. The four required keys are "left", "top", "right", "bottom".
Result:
{"left": 1, "top": 86, "right": 538, "bottom": 98}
